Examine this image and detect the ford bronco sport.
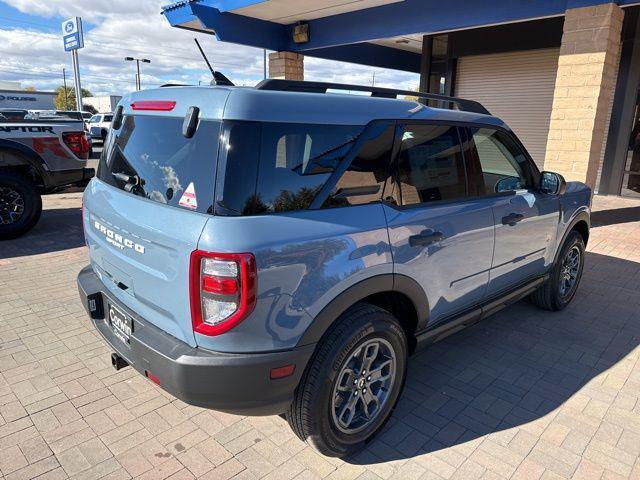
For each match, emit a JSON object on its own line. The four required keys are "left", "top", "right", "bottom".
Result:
{"left": 78, "top": 80, "right": 591, "bottom": 457}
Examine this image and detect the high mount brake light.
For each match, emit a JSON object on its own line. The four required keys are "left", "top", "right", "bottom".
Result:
{"left": 130, "top": 101, "right": 176, "bottom": 111}
{"left": 189, "top": 251, "right": 257, "bottom": 336}
{"left": 62, "top": 131, "right": 90, "bottom": 159}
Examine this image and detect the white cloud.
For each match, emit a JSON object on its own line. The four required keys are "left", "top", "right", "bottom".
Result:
{"left": 1, "top": 0, "right": 418, "bottom": 96}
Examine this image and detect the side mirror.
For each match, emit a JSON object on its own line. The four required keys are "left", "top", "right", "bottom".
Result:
{"left": 540, "top": 171, "right": 566, "bottom": 195}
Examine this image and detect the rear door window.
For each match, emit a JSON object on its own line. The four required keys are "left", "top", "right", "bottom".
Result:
{"left": 323, "top": 123, "right": 395, "bottom": 208}
{"left": 217, "top": 122, "right": 362, "bottom": 215}
{"left": 97, "top": 115, "right": 220, "bottom": 214}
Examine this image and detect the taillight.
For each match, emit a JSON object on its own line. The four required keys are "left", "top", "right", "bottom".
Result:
{"left": 62, "top": 131, "right": 90, "bottom": 159}
{"left": 189, "top": 250, "right": 257, "bottom": 336}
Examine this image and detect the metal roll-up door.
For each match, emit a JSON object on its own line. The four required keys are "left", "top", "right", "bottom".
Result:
{"left": 455, "top": 48, "right": 560, "bottom": 169}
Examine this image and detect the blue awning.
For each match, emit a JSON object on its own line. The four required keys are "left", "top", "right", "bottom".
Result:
{"left": 162, "top": 0, "right": 634, "bottom": 72}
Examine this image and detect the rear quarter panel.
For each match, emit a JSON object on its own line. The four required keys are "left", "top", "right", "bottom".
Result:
{"left": 195, "top": 204, "right": 393, "bottom": 352}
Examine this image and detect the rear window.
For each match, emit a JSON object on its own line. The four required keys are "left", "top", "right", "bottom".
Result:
{"left": 103, "top": 115, "right": 113, "bottom": 122}
{"left": 216, "top": 121, "right": 362, "bottom": 215}
{"left": 97, "top": 115, "right": 220, "bottom": 214}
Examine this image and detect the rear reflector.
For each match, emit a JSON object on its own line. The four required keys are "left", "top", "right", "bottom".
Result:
{"left": 270, "top": 364, "right": 296, "bottom": 380}
{"left": 131, "top": 100, "right": 176, "bottom": 111}
{"left": 145, "top": 371, "right": 161, "bottom": 385}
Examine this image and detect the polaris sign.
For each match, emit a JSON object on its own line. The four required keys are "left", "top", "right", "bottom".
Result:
{"left": 0, "top": 90, "right": 56, "bottom": 109}
{"left": 62, "top": 17, "right": 84, "bottom": 51}
{"left": 0, "top": 94, "right": 37, "bottom": 102}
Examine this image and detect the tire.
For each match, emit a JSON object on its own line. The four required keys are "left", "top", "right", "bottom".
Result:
{"left": 287, "top": 303, "right": 408, "bottom": 457}
{"left": 530, "top": 230, "right": 585, "bottom": 311}
{"left": 0, "top": 172, "right": 42, "bottom": 240}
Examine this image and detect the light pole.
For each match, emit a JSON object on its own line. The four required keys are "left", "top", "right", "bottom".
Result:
{"left": 124, "top": 57, "right": 150, "bottom": 91}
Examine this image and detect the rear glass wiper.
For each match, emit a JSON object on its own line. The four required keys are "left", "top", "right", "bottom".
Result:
{"left": 112, "top": 172, "right": 145, "bottom": 194}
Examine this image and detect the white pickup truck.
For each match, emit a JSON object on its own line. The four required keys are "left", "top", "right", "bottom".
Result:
{"left": 0, "top": 110, "right": 94, "bottom": 239}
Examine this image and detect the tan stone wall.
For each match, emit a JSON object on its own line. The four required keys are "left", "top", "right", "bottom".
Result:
{"left": 268, "top": 51, "right": 304, "bottom": 81}
{"left": 544, "top": 3, "right": 623, "bottom": 188}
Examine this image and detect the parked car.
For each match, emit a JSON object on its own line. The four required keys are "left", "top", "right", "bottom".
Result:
{"left": 77, "top": 80, "right": 591, "bottom": 457}
{"left": 87, "top": 113, "right": 113, "bottom": 142}
{"left": 1, "top": 114, "right": 94, "bottom": 238}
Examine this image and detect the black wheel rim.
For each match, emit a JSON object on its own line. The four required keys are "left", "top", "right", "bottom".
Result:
{"left": 559, "top": 245, "right": 581, "bottom": 298}
{"left": 0, "top": 186, "right": 25, "bottom": 225}
{"left": 331, "top": 338, "right": 396, "bottom": 434}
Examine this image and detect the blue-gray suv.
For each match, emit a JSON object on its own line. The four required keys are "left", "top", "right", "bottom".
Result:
{"left": 78, "top": 80, "right": 591, "bottom": 456}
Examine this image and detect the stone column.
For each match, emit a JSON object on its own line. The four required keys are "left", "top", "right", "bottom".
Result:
{"left": 544, "top": 3, "right": 624, "bottom": 188}
{"left": 268, "top": 52, "right": 304, "bottom": 81}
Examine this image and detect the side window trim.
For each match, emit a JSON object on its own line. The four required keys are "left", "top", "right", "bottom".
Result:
{"left": 390, "top": 121, "right": 470, "bottom": 209}
{"left": 309, "top": 120, "right": 396, "bottom": 209}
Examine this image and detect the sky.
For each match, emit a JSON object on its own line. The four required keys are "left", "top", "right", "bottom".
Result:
{"left": 0, "top": 0, "right": 419, "bottom": 96}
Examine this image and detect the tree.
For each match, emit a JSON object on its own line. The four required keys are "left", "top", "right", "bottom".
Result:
{"left": 54, "top": 86, "right": 93, "bottom": 110}
{"left": 24, "top": 86, "right": 36, "bottom": 92}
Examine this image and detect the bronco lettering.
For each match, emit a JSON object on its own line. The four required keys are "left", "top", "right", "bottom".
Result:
{"left": 94, "top": 221, "right": 145, "bottom": 254}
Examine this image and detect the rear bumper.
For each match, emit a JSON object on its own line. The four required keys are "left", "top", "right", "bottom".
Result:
{"left": 77, "top": 265, "right": 315, "bottom": 415}
{"left": 45, "top": 167, "right": 95, "bottom": 189}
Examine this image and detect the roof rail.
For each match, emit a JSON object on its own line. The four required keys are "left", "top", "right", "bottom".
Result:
{"left": 255, "top": 79, "right": 490, "bottom": 115}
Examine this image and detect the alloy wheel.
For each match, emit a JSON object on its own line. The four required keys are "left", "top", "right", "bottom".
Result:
{"left": 0, "top": 187, "right": 25, "bottom": 225}
{"left": 559, "top": 245, "right": 581, "bottom": 297}
{"left": 331, "top": 338, "right": 396, "bottom": 434}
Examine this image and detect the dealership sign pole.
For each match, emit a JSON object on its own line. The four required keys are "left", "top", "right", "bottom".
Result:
{"left": 61, "top": 17, "right": 84, "bottom": 111}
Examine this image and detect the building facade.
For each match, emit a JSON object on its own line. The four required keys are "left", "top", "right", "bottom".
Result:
{"left": 163, "top": 0, "right": 640, "bottom": 198}
{"left": 0, "top": 89, "right": 56, "bottom": 110}
{"left": 83, "top": 95, "right": 123, "bottom": 113}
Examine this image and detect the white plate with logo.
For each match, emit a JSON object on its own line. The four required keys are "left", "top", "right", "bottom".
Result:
{"left": 108, "top": 302, "right": 133, "bottom": 345}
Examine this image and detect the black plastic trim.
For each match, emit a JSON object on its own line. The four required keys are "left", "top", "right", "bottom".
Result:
{"left": 297, "top": 273, "right": 430, "bottom": 347}
{"left": 77, "top": 266, "right": 314, "bottom": 416}
{"left": 0, "top": 139, "right": 49, "bottom": 184}
{"left": 415, "top": 275, "right": 547, "bottom": 348}
{"left": 255, "top": 79, "right": 491, "bottom": 115}
{"left": 554, "top": 211, "right": 590, "bottom": 264}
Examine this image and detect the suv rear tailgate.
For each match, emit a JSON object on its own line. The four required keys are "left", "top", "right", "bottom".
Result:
{"left": 83, "top": 88, "right": 230, "bottom": 347}
{"left": 84, "top": 180, "right": 209, "bottom": 346}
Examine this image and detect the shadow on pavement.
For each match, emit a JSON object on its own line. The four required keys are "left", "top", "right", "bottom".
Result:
{"left": 347, "top": 251, "right": 640, "bottom": 465}
{"left": 591, "top": 205, "right": 640, "bottom": 227}
{"left": 0, "top": 207, "right": 84, "bottom": 259}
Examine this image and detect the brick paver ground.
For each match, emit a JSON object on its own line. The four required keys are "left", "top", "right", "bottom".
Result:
{"left": 1, "top": 193, "right": 639, "bottom": 480}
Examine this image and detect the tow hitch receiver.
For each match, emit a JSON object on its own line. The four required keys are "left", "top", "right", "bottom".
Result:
{"left": 111, "top": 353, "right": 129, "bottom": 371}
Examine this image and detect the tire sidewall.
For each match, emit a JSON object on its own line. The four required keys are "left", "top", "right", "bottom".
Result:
{"left": 552, "top": 231, "right": 585, "bottom": 308}
{"left": 0, "top": 174, "right": 42, "bottom": 240}
{"left": 307, "top": 313, "right": 407, "bottom": 456}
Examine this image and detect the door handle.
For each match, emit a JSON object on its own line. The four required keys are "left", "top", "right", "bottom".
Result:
{"left": 502, "top": 213, "right": 525, "bottom": 226}
{"left": 409, "top": 230, "right": 444, "bottom": 247}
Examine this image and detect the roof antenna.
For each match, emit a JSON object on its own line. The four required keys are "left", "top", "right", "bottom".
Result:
{"left": 194, "top": 38, "right": 234, "bottom": 86}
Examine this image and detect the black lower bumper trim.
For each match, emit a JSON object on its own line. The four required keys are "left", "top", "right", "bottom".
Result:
{"left": 45, "top": 167, "right": 95, "bottom": 189}
{"left": 77, "top": 265, "right": 314, "bottom": 416}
